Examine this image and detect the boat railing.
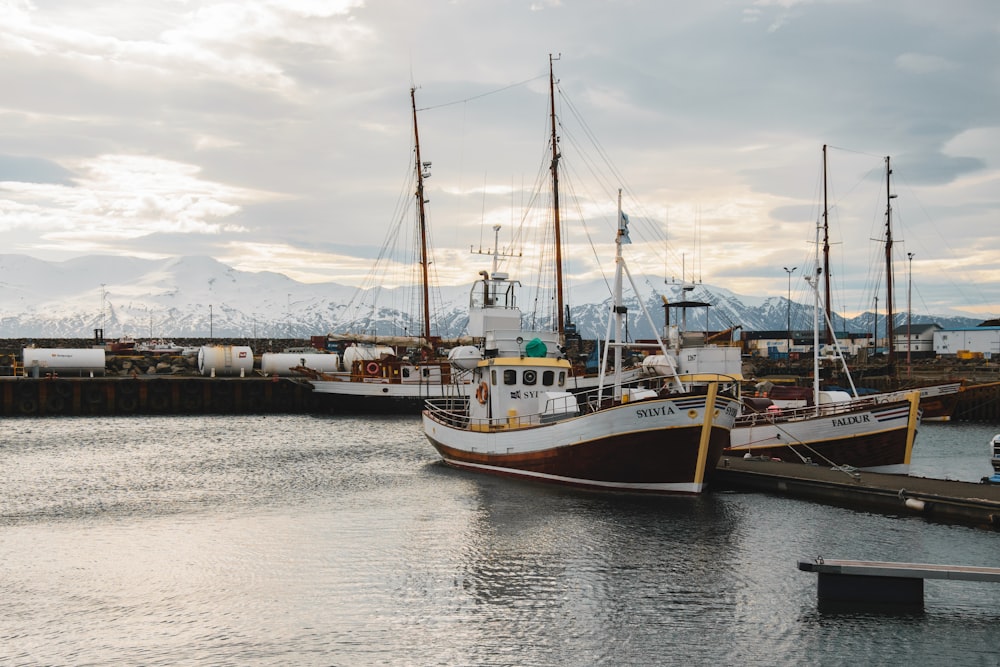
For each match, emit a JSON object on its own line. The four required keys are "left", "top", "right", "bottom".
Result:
{"left": 425, "top": 374, "right": 741, "bottom": 431}
{"left": 736, "top": 395, "right": 882, "bottom": 426}
{"left": 424, "top": 394, "right": 576, "bottom": 431}
{"left": 424, "top": 396, "right": 472, "bottom": 428}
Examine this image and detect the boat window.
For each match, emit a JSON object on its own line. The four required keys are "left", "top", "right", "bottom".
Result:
{"left": 421, "top": 367, "right": 430, "bottom": 378}
{"left": 558, "top": 371, "right": 566, "bottom": 386}
{"left": 402, "top": 368, "right": 411, "bottom": 378}
{"left": 523, "top": 369, "right": 537, "bottom": 385}
{"left": 491, "top": 369, "right": 497, "bottom": 385}
{"left": 503, "top": 369, "right": 516, "bottom": 385}
{"left": 542, "top": 370, "right": 554, "bottom": 386}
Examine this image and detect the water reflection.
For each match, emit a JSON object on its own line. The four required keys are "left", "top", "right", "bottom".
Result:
{"left": 437, "top": 470, "right": 753, "bottom": 664}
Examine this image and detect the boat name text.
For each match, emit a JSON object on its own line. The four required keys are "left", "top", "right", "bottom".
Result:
{"left": 636, "top": 405, "right": 678, "bottom": 419}
{"left": 830, "top": 414, "right": 872, "bottom": 427}
{"left": 509, "top": 390, "right": 539, "bottom": 400}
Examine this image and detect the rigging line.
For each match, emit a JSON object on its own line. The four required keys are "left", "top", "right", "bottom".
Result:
{"left": 560, "top": 156, "right": 613, "bottom": 298}
{"left": 826, "top": 144, "right": 884, "bottom": 160}
{"left": 556, "top": 106, "right": 671, "bottom": 273}
{"left": 416, "top": 74, "right": 547, "bottom": 112}
{"left": 557, "top": 86, "right": 662, "bottom": 240}
{"left": 557, "top": 88, "right": 628, "bottom": 192}
{"left": 742, "top": 417, "right": 848, "bottom": 470}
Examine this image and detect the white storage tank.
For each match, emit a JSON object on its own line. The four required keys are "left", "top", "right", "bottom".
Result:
{"left": 22, "top": 348, "right": 106, "bottom": 376}
{"left": 198, "top": 345, "right": 254, "bottom": 377}
{"left": 261, "top": 352, "right": 340, "bottom": 376}
{"left": 342, "top": 344, "right": 394, "bottom": 368}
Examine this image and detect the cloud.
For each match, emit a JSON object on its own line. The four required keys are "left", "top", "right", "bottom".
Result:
{"left": 895, "top": 52, "right": 958, "bottom": 74}
{"left": 0, "top": 154, "right": 277, "bottom": 252}
{"left": 0, "top": 0, "right": 996, "bottom": 320}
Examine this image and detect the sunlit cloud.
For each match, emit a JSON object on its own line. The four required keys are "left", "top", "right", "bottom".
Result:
{"left": 0, "top": 154, "right": 278, "bottom": 250}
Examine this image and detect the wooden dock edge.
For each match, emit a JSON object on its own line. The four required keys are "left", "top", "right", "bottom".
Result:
{"left": 715, "top": 456, "right": 1000, "bottom": 530}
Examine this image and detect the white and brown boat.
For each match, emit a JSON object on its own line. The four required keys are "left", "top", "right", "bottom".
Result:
{"left": 422, "top": 199, "right": 741, "bottom": 494}
{"left": 727, "top": 389, "right": 921, "bottom": 474}
{"left": 725, "top": 149, "right": 921, "bottom": 474}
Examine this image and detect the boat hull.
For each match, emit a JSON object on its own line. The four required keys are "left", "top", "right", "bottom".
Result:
{"left": 726, "top": 396, "right": 920, "bottom": 474}
{"left": 423, "top": 394, "right": 740, "bottom": 494}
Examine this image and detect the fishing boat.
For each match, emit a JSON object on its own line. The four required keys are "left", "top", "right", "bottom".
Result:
{"left": 725, "top": 149, "right": 921, "bottom": 474}
{"left": 305, "top": 88, "right": 474, "bottom": 412}
{"left": 423, "top": 195, "right": 741, "bottom": 494}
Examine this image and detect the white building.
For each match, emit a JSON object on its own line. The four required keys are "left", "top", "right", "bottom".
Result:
{"left": 893, "top": 323, "right": 942, "bottom": 356}
{"left": 933, "top": 326, "right": 1000, "bottom": 359}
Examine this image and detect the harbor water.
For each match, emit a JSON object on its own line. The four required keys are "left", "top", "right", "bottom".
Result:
{"left": 2, "top": 416, "right": 999, "bottom": 666}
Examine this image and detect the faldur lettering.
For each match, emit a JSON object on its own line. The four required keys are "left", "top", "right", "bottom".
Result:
{"left": 830, "top": 414, "right": 871, "bottom": 427}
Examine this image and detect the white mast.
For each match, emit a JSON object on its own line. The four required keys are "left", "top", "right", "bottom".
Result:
{"left": 613, "top": 190, "right": 626, "bottom": 397}
{"left": 805, "top": 213, "right": 821, "bottom": 413}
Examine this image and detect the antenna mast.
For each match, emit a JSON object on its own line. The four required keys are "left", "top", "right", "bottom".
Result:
{"left": 412, "top": 87, "right": 432, "bottom": 342}
{"left": 822, "top": 144, "right": 833, "bottom": 345}
{"left": 885, "top": 156, "right": 896, "bottom": 376}
{"left": 549, "top": 53, "right": 565, "bottom": 335}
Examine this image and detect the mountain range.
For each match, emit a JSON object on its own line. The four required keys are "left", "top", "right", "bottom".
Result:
{"left": 0, "top": 254, "right": 983, "bottom": 340}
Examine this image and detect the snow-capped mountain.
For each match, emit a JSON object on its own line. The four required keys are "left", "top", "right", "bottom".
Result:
{"left": 0, "top": 254, "right": 981, "bottom": 339}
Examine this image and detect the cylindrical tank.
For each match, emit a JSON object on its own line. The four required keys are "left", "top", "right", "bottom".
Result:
{"left": 342, "top": 344, "right": 394, "bottom": 368}
{"left": 448, "top": 345, "right": 482, "bottom": 371}
{"left": 198, "top": 345, "right": 254, "bottom": 377}
{"left": 261, "top": 352, "right": 340, "bottom": 376}
{"left": 22, "top": 348, "right": 106, "bottom": 376}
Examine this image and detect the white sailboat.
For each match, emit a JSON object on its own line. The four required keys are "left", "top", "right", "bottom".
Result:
{"left": 305, "top": 88, "right": 474, "bottom": 412}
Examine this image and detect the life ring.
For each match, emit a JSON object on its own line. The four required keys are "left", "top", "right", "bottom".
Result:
{"left": 475, "top": 381, "right": 489, "bottom": 405}
{"left": 365, "top": 361, "right": 380, "bottom": 376}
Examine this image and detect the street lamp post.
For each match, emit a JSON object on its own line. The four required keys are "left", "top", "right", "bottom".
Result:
{"left": 784, "top": 266, "right": 797, "bottom": 369}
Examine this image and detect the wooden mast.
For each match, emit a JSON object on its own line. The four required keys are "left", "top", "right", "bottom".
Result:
{"left": 822, "top": 144, "right": 833, "bottom": 345}
{"left": 884, "top": 155, "right": 896, "bottom": 375}
{"left": 549, "top": 53, "right": 565, "bottom": 335}
{"left": 411, "top": 86, "right": 432, "bottom": 343}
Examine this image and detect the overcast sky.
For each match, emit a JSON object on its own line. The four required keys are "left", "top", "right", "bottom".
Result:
{"left": 1, "top": 0, "right": 998, "bottom": 320}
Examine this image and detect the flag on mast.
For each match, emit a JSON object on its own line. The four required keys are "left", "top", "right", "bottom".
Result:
{"left": 619, "top": 211, "right": 632, "bottom": 244}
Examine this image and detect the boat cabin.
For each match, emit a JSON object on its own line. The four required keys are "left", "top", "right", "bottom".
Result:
{"left": 468, "top": 355, "right": 578, "bottom": 430}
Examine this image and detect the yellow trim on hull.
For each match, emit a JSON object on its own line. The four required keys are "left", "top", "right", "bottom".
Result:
{"left": 693, "top": 382, "right": 719, "bottom": 486}
{"left": 902, "top": 390, "right": 921, "bottom": 465}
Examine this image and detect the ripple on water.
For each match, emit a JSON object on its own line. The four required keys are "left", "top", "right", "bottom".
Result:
{"left": 2, "top": 415, "right": 999, "bottom": 666}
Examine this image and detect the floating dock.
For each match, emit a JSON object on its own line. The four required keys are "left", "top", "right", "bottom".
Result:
{"left": 715, "top": 455, "right": 1000, "bottom": 530}
{"left": 797, "top": 558, "right": 1000, "bottom": 608}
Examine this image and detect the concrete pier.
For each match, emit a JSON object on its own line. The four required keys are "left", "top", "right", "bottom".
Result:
{"left": 715, "top": 455, "right": 1000, "bottom": 530}
{"left": 0, "top": 376, "right": 318, "bottom": 416}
